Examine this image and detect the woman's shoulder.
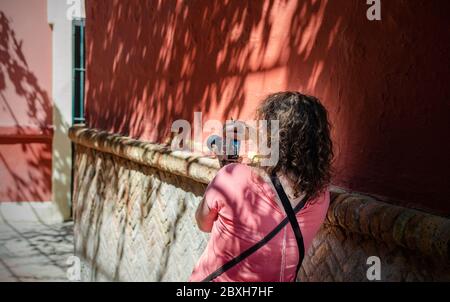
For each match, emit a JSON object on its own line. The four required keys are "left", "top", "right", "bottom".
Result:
{"left": 305, "top": 187, "right": 331, "bottom": 210}
{"left": 218, "top": 162, "right": 253, "bottom": 176}
{"left": 215, "top": 163, "right": 260, "bottom": 186}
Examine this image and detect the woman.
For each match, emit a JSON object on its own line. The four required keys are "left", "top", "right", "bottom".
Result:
{"left": 190, "top": 91, "right": 333, "bottom": 282}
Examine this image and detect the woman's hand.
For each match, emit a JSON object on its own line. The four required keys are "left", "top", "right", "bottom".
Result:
{"left": 216, "top": 119, "right": 249, "bottom": 167}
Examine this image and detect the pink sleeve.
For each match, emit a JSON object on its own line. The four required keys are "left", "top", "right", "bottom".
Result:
{"left": 204, "top": 167, "right": 229, "bottom": 212}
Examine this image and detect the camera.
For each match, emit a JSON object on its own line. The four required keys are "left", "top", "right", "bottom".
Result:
{"left": 206, "top": 135, "right": 241, "bottom": 164}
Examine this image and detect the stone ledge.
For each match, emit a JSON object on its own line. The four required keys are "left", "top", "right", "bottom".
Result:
{"left": 69, "top": 125, "right": 220, "bottom": 185}
{"left": 327, "top": 192, "right": 450, "bottom": 263}
{"left": 69, "top": 126, "right": 450, "bottom": 263}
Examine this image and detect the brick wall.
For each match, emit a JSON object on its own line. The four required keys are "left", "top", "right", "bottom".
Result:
{"left": 70, "top": 126, "right": 450, "bottom": 281}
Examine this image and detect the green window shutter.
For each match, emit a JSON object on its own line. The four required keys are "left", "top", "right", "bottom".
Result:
{"left": 72, "top": 18, "right": 86, "bottom": 125}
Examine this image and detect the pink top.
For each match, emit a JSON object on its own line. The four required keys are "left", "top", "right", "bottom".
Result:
{"left": 189, "top": 163, "right": 330, "bottom": 282}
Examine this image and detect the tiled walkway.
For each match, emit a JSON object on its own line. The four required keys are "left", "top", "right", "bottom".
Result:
{"left": 0, "top": 218, "right": 74, "bottom": 282}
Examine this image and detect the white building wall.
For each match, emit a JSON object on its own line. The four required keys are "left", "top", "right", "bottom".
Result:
{"left": 46, "top": 0, "right": 85, "bottom": 222}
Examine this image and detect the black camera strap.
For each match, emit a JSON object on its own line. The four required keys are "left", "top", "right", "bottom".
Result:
{"left": 201, "top": 174, "right": 308, "bottom": 282}
{"left": 270, "top": 174, "right": 306, "bottom": 281}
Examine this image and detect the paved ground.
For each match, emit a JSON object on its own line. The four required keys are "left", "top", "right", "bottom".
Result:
{"left": 0, "top": 219, "right": 74, "bottom": 282}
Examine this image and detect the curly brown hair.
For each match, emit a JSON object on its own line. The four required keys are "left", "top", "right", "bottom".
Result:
{"left": 257, "top": 91, "right": 333, "bottom": 200}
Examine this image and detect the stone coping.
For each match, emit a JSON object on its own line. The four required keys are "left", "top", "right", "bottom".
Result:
{"left": 69, "top": 126, "right": 450, "bottom": 263}
{"left": 69, "top": 125, "right": 220, "bottom": 185}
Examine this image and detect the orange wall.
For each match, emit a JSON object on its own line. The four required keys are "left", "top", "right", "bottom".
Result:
{"left": 85, "top": 0, "right": 450, "bottom": 215}
{"left": 0, "top": 0, "right": 53, "bottom": 201}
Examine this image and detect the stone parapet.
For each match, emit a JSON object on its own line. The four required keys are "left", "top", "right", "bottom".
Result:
{"left": 69, "top": 125, "right": 219, "bottom": 185}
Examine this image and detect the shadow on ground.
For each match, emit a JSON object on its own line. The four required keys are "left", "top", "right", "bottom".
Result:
{"left": 0, "top": 213, "right": 73, "bottom": 282}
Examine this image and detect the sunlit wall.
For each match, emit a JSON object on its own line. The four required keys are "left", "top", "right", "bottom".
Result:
{"left": 0, "top": 0, "right": 53, "bottom": 202}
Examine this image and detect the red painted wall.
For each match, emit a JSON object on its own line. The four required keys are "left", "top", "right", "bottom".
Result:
{"left": 0, "top": 0, "right": 53, "bottom": 201}
{"left": 85, "top": 0, "right": 450, "bottom": 215}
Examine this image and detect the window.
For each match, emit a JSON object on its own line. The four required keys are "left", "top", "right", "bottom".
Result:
{"left": 72, "top": 19, "right": 85, "bottom": 124}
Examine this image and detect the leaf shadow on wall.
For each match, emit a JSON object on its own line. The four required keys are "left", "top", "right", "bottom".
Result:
{"left": 85, "top": 0, "right": 341, "bottom": 143}
{"left": 0, "top": 11, "right": 71, "bottom": 219}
